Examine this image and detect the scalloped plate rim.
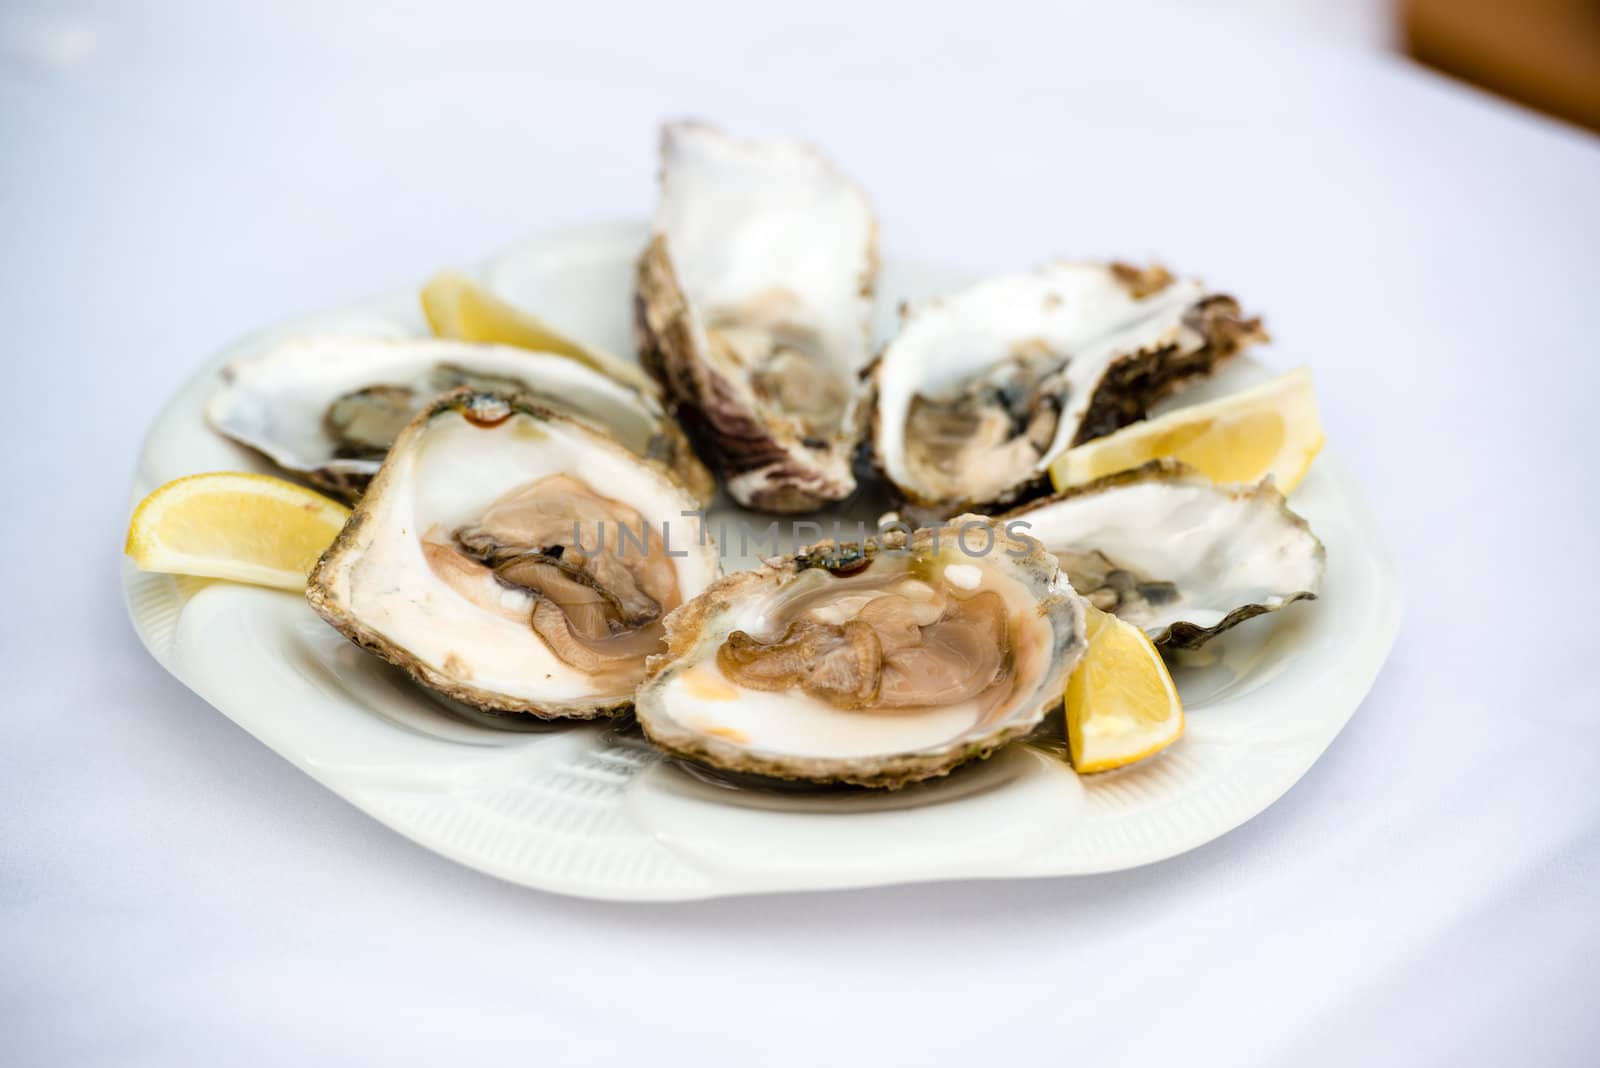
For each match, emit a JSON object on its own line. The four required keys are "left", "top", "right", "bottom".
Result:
{"left": 120, "top": 220, "right": 1403, "bottom": 901}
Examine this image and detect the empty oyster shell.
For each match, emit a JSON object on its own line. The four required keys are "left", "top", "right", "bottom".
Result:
{"left": 635, "top": 121, "right": 878, "bottom": 512}
{"left": 635, "top": 517, "right": 1087, "bottom": 788}
{"left": 1003, "top": 460, "right": 1323, "bottom": 649}
{"left": 207, "top": 335, "right": 713, "bottom": 503}
{"left": 868, "top": 263, "right": 1264, "bottom": 518}
{"left": 307, "top": 390, "right": 722, "bottom": 719}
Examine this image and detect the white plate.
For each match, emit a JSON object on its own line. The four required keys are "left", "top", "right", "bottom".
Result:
{"left": 123, "top": 222, "right": 1401, "bottom": 901}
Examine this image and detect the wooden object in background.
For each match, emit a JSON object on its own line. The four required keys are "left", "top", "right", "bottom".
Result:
{"left": 1405, "top": 0, "right": 1600, "bottom": 132}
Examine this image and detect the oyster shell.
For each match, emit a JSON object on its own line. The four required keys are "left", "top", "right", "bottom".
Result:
{"left": 868, "top": 262, "right": 1264, "bottom": 518}
{"left": 307, "top": 390, "right": 722, "bottom": 719}
{"left": 207, "top": 335, "right": 713, "bottom": 503}
{"left": 635, "top": 121, "right": 878, "bottom": 512}
{"left": 1003, "top": 460, "right": 1323, "bottom": 649}
{"left": 635, "top": 517, "right": 1087, "bottom": 788}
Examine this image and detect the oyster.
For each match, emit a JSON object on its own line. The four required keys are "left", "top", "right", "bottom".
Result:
{"left": 207, "top": 335, "right": 713, "bottom": 502}
{"left": 1004, "top": 460, "right": 1323, "bottom": 649}
{"left": 869, "top": 262, "right": 1264, "bottom": 518}
{"left": 307, "top": 390, "right": 722, "bottom": 718}
{"left": 636, "top": 121, "right": 878, "bottom": 512}
{"left": 635, "top": 517, "right": 1087, "bottom": 788}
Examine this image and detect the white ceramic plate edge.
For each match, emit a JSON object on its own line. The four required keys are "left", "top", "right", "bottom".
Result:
{"left": 120, "top": 222, "right": 1403, "bottom": 901}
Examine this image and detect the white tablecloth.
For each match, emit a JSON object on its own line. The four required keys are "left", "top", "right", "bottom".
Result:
{"left": 5, "top": 2, "right": 1597, "bottom": 1064}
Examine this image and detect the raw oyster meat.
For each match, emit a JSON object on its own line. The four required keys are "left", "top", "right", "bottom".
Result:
{"left": 636, "top": 121, "right": 878, "bottom": 512}
{"left": 307, "top": 390, "right": 722, "bottom": 718}
{"left": 207, "top": 335, "right": 713, "bottom": 502}
{"left": 1003, "top": 460, "right": 1323, "bottom": 649}
{"left": 869, "top": 262, "right": 1264, "bottom": 518}
{"left": 635, "top": 517, "right": 1087, "bottom": 787}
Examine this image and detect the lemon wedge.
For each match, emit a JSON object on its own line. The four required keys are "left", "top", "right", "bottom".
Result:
{"left": 420, "top": 269, "right": 657, "bottom": 395}
{"left": 1065, "top": 606, "right": 1184, "bottom": 773}
{"left": 1051, "top": 367, "right": 1323, "bottom": 493}
{"left": 125, "top": 473, "right": 349, "bottom": 590}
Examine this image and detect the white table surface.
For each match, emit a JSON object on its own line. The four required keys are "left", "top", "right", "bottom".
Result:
{"left": 5, "top": 1, "right": 1598, "bottom": 1064}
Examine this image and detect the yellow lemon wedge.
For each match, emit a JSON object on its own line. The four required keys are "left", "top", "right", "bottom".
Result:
{"left": 1065, "top": 606, "right": 1184, "bottom": 773}
{"left": 124, "top": 473, "right": 350, "bottom": 591}
{"left": 1050, "top": 367, "right": 1324, "bottom": 493}
{"left": 420, "top": 269, "right": 658, "bottom": 395}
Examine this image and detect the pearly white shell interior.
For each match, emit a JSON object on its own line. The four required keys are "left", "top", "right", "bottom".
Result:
{"left": 651, "top": 558, "right": 1064, "bottom": 760}
{"left": 653, "top": 122, "right": 877, "bottom": 385}
{"left": 206, "top": 335, "right": 665, "bottom": 477}
{"left": 1015, "top": 477, "right": 1322, "bottom": 635}
{"left": 320, "top": 408, "right": 720, "bottom": 704}
{"left": 874, "top": 264, "right": 1207, "bottom": 494}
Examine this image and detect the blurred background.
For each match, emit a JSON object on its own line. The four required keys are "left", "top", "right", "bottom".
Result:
{"left": 3, "top": 4, "right": 1596, "bottom": 1064}
{"left": 1402, "top": 0, "right": 1600, "bottom": 132}
{"left": 5, "top": 0, "right": 1597, "bottom": 131}
{"left": 1209, "top": 0, "right": 1600, "bottom": 132}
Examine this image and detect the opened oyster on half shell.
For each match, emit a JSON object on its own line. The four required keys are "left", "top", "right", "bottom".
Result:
{"left": 635, "top": 517, "right": 1087, "bottom": 787}
{"left": 307, "top": 390, "right": 722, "bottom": 719}
{"left": 869, "top": 262, "right": 1265, "bottom": 519}
{"left": 1004, "top": 460, "right": 1324, "bottom": 649}
{"left": 636, "top": 121, "right": 878, "bottom": 512}
{"left": 207, "top": 335, "right": 713, "bottom": 503}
